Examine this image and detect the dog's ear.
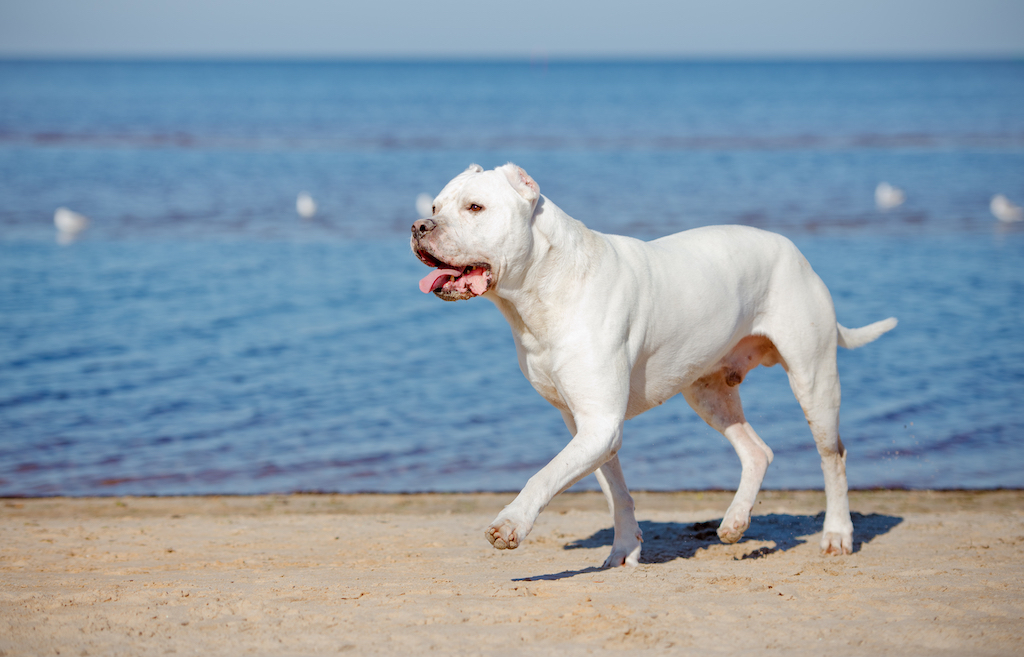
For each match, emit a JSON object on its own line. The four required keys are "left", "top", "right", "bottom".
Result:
{"left": 500, "top": 163, "right": 540, "bottom": 204}
{"left": 465, "top": 163, "right": 484, "bottom": 173}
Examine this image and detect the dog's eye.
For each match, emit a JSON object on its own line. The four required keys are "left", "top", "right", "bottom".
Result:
{"left": 432, "top": 205, "right": 437, "bottom": 215}
{"left": 468, "top": 204, "right": 484, "bottom": 212}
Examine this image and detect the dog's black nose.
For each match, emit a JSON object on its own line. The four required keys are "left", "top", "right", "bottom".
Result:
{"left": 412, "top": 218, "right": 436, "bottom": 235}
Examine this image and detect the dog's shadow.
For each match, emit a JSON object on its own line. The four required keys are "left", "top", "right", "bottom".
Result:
{"left": 515, "top": 512, "right": 902, "bottom": 581}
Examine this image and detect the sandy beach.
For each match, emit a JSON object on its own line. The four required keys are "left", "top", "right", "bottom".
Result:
{"left": 2, "top": 489, "right": 1022, "bottom": 656}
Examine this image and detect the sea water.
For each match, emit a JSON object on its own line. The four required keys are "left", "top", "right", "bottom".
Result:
{"left": 1, "top": 60, "right": 1022, "bottom": 495}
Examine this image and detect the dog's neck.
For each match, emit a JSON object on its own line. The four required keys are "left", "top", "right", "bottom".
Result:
{"left": 489, "top": 195, "right": 604, "bottom": 341}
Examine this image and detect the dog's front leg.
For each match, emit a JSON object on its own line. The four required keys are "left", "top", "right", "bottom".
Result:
{"left": 593, "top": 456, "right": 643, "bottom": 566}
{"left": 560, "top": 410, "right": 642, "bottom": 566}
{"left": 485, "top": 412, "right": 624, "bottom": 553}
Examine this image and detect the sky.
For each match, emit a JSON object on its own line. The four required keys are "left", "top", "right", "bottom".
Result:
{"left": 0, "top": 0, "right": 1022, "bottom": 59}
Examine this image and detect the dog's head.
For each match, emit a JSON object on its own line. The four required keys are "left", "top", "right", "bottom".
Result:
{"left": 411, "top": 163, "right": 540, "bottom": 301}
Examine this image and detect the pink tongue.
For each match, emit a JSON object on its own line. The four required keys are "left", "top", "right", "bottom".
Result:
{"left": 419, "top": 268, "right": 463, "bottom": 294}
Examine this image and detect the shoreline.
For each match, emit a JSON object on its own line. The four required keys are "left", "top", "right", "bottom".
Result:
{"left": 3, "top": 490, "right": 1022, "bottom": 655}
{"left": 3, "top": 487, "right": 1021, "bottom": 517}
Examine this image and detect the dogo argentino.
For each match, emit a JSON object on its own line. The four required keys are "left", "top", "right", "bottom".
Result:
{"left": 411, "top": 163, "right": 896, "bottom": 567}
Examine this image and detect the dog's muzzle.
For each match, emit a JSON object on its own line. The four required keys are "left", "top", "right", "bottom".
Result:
{"left": 411, "top": 218, "right": 492, "bottom": 301}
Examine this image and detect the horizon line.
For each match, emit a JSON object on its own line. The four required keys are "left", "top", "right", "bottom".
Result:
{"left": 1, "top": 53, "right": 1023, "bottom": 64}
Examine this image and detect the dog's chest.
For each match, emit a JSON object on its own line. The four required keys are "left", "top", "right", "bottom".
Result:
{"left": 514, "top": 335, "right": 568, "bottom": 411}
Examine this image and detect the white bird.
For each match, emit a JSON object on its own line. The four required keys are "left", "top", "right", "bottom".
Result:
{"left": 53, "top": 207, "right": 89, "bottom": 244}
{"left": 296, "top": 191, "right": 317, "bottom": 219}
{"left": 875, "top": 182, "right": 905, "bottom": 211}
{"left": 990, "top": 194, "right": 1023, "bottom": 223}
{"left": 415, "top": 193, "right": 434, "bottom": 219}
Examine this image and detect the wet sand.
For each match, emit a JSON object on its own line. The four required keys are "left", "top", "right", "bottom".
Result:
{"left": 2, "top": 490, "right": 1022, "bottom": 656}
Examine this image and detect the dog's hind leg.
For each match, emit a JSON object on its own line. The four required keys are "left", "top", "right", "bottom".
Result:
{"left": 767, "top": 304, "right": 853, "bottom": 555}
{"left": 784, "top": 357, "right": 852, "bottom": 555}
{"left": 562, "top": 411, "right": 642, "bottom": 566}
{"left": 683, "top": 371, "right": 774, "bottom": 544}
{"left": 765, "top": 255, "right": 856, "bottom": 555}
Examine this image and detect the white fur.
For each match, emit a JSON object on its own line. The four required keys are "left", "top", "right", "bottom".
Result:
{"left": 412, "top": 163, "right": 897, "bottom": 567}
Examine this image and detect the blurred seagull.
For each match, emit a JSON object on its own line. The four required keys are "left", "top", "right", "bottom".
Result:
{"left": 875, "top": 182, "right": 905, "bottom": 211}
{"left": 990, "top": 194, "right": 1023, "bottom": 223}
{"left": 415, "top": 193, "right": 434, "bottom": 219}
{"left": 296, "top": 191, "right": 317, "bottom": 218}
{"left": 54, "top": 207, "right": 89, "bottom": 244}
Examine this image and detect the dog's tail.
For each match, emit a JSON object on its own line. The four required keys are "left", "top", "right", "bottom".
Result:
{"left": 837, "top": 317, "right": 898, "bottom": 350}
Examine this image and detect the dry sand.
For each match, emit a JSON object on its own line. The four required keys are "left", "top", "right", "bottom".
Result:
{"left": 1, "top": 490, "right": 1022, "bottom": 656}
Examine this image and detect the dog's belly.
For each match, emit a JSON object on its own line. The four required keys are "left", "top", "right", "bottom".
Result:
{"left": 521, "top": 345, "right": 705, "bottom": 419}
{"left": 625, "top": 335, "right": 782, "bottom": 418}
{"left": 624, "top": 356, "right": 697, "bottom": 419}
{"left": 625, "top": 387, "right": 681, "bottom": 419}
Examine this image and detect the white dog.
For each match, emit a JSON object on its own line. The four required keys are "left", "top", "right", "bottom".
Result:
{"left": 411, "top": 163, "right": 896, "bottom": 567}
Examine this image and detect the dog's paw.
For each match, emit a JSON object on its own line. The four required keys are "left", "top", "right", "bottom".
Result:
{"left": 485, "top": 518, "right": 524, "bottom": 550}
{"left": 602, "top": 528, "right": 643, "bottom": 568}
{"left": 820, "top": 531, "right": 853, "bottom": 556}
{"left": 717, "top": 510, "right": 751, "bottom": 544}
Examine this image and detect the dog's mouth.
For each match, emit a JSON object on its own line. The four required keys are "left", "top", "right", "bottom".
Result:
{"left": 416, "top": 250, "right": 493, "bottom": 301}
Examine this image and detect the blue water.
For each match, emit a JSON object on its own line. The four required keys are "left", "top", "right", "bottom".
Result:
{"left": 1, "top": 60, "right": 1023, "bottom": 496}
